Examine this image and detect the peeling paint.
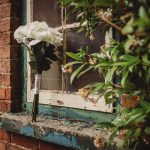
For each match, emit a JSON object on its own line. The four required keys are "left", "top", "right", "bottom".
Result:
{"left": 0, "top": 113, "right": 118, "bottom": 150}
{"left": 25, "top": 102, "right": 115, "bottom": 123}
{"left": 42, "top": 132, "right": 80, "bottom": 149}
{"left": 20, "top": 126, "right": 34, "bottom": 137}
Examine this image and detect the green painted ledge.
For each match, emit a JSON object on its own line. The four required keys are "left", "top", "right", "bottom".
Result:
{"left": 0, "top": 113, "right": 118, "bottom": 150}
{"left": 24, "top": 102, "right": 116, "bottom": 124}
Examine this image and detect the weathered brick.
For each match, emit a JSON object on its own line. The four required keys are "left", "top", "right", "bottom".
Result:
{"left": 0, "top": 46, "right": 10, "bottom": 59}
{"left": 0, "top": 0, "right": 11, "bottom": 5}
{"left": 0, "top": 32, "right": 17, "bottom": 45}
{"left": 7, "top": 143, "right": 31, "bottom": 150}
{"left": 0, "top": 17, "right": 20, "bottom": 32}
{"left": 5, "top": 87, "right": 21, "bottom": 101}
{"left": 0, "top": 101, "right": 11, "bottom": 112}
{"left": 0, "top": 32, "right": 11, "bottom": 45}
{"left": 1, "top": 72, "right": 21, "bottom": 86}
{"left": 0, "top": 74, "right": 2, "bottom": 86}
{"left": 0, "top": 4, "right": 11, "bottom": 18}
{"left": 0, "top": 60, "right": 11, "bottom": 73}
{"left": 11, "top": 133, "right": 39, "bottom": 150}
{"left": 0, "top": 60, "right": 21, "bottom": 73}
{"left": 0, "top": 45, "right": 21, "bottom": 59}
{"left": 0, "top": 129, "right": 10, "bottom": 142}
{"left": 0, "top": 87, "right": 5, "bottom": 99}
{"left": 0, "top": 140, "right": 7, "bottom": 150}
{"left": 0, "top": 17, "right": 11, "bottom": 32}
{"left": 2, "top": 74, "right": 10, "bottom": 86}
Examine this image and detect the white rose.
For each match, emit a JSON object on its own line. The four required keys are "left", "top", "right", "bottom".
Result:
{"left": 14, "top": 21, "right": 63, "bottom": 47}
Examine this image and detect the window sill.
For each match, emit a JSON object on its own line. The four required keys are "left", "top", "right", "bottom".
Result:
{"left": 0, "top": 112, "right": 117, "bottom": 150}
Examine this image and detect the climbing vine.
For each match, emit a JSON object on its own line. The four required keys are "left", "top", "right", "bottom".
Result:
{"left": 59, "top": 0, "right": 150, "bottom": 149}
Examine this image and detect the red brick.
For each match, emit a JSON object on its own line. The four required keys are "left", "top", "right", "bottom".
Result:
{"left": 40, "top": 141, "right": 71, "bottom": 150}
{"left": 0, "top": 60, "right": 20, "bottom": 73}
{"left": 0, "top": 140, "right": 7, "bottom": 150}
{"left": 0, "top": 32, "right": 11, "bottom": 45}
{"left": 0, "top": 0, "right": 11, "bottom": 5}
{"left": 7, "top": 143, "right": 31, "bottom": 150}
{"left": 2, "top": 74, "right": 10, "bottom": 86}
{"left": 0, "top": 47, "right": 10, "bottom": 59}
{"left": 0, "top": 32, "right": 17, "bottom": 45}
{"left": 0, "top": 101, "right": 11, "bottom": 112}
{"left": 0, "top": 17, "right": 20, "bottom": 32}
{"left": 5, "top": 87, "right": 21, "bottom": 100}
{"left": 0, "top": 60, "right": 10, "bottom": 73}
{"left": 11, "top": 133, "right": 39, "bottom": 150}
{"left": 0, "top": 74, "right": 2, "bottom": 86}
{"left": 1, "top": 73, "right": 20, "bottom": 86}
{"left": 0, "top": 129, "right": 10, "bottom": 142}
{"left": 0, "top": 87, "right": 5, "bottom": 99}
{"left": 0, "top": 17, "right": 11, "bottom": 32}
{"left": 0, "top": 4, "right": 11, "bottom": 18}
{"left": 0, "top": 45, "right": 21, "bottom": 59}
{"left": 5, "top": 87, "right": 11, "bottom": 100}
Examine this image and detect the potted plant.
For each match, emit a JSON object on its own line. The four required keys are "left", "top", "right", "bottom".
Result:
{"left": 59, "top": 0, "right": 150, "bottom": 149}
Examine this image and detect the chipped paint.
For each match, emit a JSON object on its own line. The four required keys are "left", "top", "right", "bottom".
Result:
{"left": 0, "top": 113, "right": 118, "bottom": 150}
{"left": 20, "top": 126, "right": 34, "bottom": 137}
{"left": 25, "top": 102, "right": 115, "bottom": 123}
{"left": 42, "top": 132, "right": 80, "bottom": 149}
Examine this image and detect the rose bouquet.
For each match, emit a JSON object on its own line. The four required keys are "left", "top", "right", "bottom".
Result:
{"left": 14, "top": 21, "right": 63, "bottom": 121}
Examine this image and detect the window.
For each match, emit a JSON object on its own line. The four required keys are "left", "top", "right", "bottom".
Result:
{"left": 27, "top": 0, "right": 113, "bottom": 112}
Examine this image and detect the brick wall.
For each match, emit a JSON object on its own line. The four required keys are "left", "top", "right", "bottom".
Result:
{"left": 0, "top": 0, "right": 21, "bottom": 112}
{"left": 0, "top": 1, "right": 73, "bottom": 149}
{"left": 0, "top": 129, "right": 71, "bottom": 150}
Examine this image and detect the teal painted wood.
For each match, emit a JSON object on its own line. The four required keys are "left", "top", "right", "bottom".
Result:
{"left": 0, "top": 113, "right": 103, "bottom": 150}
{"left": 21, "top": 0, "right": 115, "bottom": 124}
{"left": 25, "top": 102, "right": 115, "bottom": 123}
{"left": 1, "top": 113, "right": 119, "bottom": 150}
{"left": 21, "top": 0, "right": 27, "bottom": 109}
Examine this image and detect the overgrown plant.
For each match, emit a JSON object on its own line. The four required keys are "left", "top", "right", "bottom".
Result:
{"left": 60, "top": 0, "right": 150, "bottom": 149}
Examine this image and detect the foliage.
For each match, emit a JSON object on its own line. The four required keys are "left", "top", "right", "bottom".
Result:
{"left": 60, "top": 0, "right": 150, "bottom": 149}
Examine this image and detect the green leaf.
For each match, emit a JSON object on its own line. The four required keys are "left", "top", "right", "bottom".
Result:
{"left": 142, "top": 54, "right": 150, "bottom": 65}
{"left": 122, "top": 25, "right": 133, "bottom": 35}
{"left": 108, "top": 129, "right": 117, "bottom": 146}
{"left": 124, "top": 37, "right": 135, "bottom": 52}
{"left": 113, "top": 62, "right": 128, "bottom": 67}
{"left": 121, "top": 69, "right": 129, "bottom": 88}
{"left": 120, "top": 54, "right": 140, "bottom": 63}
{"left": 64, "top": 61, "right": 83, "bottom": 68}
{"left": 77, "top": 66, "right": 93, "bottom": 78}
{"left": 95, "top": 62, "right": 112, "bottom": 68}
{"left": 91, "top": 83, "right": 105, "bottom": 93}
{"left": 66, "top": 52, "right": 82, "bottom": 61}
{"left": 139, "top": 7, "right": 146, "bottom": 18}
{"left": 105, "top": 98, "right": 116, "bottom": 104}
{"left": 144, "top": 127, "right": 150, "bottom": 135}
{"left": 70, "top": 64, "right": 85, "bottom": 84}
{"left": 105, "top": 67, "right": 116, "bottom": 82}
{"left": 134, "top": 128, "right": 141, "bottom": 138}
{"left": 94, "top": 0, "right": 113, "bottom": 7}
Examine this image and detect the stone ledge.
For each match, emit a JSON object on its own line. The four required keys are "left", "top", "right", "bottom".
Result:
{"left": 0, "top": 112, "right": 117, "bottom": 150}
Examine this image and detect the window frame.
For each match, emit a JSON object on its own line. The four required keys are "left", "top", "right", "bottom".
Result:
{"left": 26, "top": 0, "right": 113, "bottom": 113}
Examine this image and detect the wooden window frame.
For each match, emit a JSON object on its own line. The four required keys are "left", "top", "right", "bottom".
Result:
{"left": 26, "top": 0, "right": 113, "bottom": 113}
